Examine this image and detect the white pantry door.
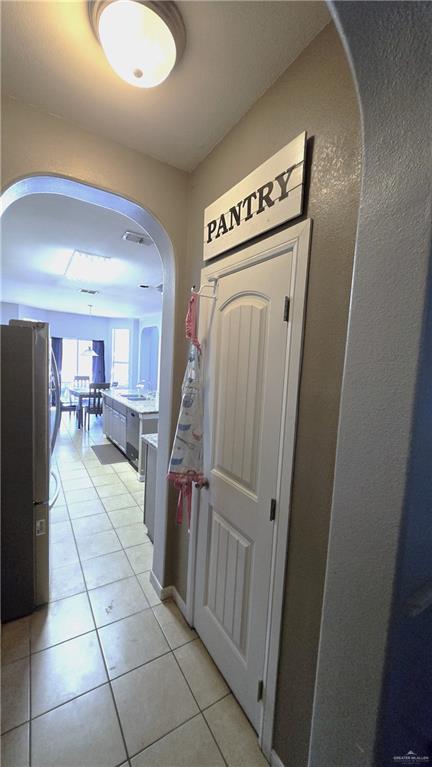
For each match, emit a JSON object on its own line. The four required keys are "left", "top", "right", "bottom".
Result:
{"left": 194, "top": 248, "right": 292, "bottom": 731}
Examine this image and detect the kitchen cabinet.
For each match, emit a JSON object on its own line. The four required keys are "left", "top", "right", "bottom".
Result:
{"left": 110, "top": 408, "right": 118, "bottom": 444}
{"left": 110, "top": 409, "right": 126, "bottom": 452}
{"left": 103, "top": 398, "right": 126, "bottom": 452}
{"left": 119, "top": 413, "right": 127, "bottom": 452}
{"left": 103, "top": 392, "right": 158, "bottom": 479}
{"left": 104, "top": 403, "right": 113, "bottom": 439}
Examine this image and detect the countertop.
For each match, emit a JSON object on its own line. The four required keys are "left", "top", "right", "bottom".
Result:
{"left": 142, "top": 433, "right": 158, "bottom": 449}
{"left": 103, "top": 388, "right": 159, "bottom": 415}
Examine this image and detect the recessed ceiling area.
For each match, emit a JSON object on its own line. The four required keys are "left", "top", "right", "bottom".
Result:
{"left": 1, "top": 193, "right": 163, "bottom": 318}
{"left": 1, "top": 1, "right": 330, "bottom": 171}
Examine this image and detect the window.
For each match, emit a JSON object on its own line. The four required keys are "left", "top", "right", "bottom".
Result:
{"left": 139, "top": 325, "right": 160, "bottom": 393}
{"left": 111, "top": 328, "right": 130, "bottom": 387}
{"left": 61, "top": 339, "right": 93, "bottom": 391}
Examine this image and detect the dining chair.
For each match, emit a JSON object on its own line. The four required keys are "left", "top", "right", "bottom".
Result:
{"left": 71, "top": 376, "right": 90, "bottom": 425}
{"left": 60, "top": 397, "right": 77, "bottom": 420}
{"left": 56, "top": 382, "right": 77, "bottom": 422}
{"left": 82, "top": 383, "right": 110, "bottom": 429}
{"left": 73, "top": 375, "right": 90, "bottom": 387}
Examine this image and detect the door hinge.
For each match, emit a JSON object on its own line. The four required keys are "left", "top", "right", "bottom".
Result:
{"left": 257, "top": 679, "right": 264, "bottom": 702}
{"left": 283, "top": 296, "right": 290, "bottom": 322}
{"left": 270, "top": 498, "right": 276, "bottom": 522}
{"left": 35, "top": 519, "right": 47, "bottom": 536}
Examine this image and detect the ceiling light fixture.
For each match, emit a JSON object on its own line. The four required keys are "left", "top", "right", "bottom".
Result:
{"left": 65, "top": 250, "right": 110, "bottom": 282}
{"left": 88, "top": 1, "right": 186, "bottom": 88}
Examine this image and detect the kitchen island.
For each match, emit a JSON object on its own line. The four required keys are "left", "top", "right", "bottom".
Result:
{"left": 102, "top": 389, "right": 158, "bottom": 481}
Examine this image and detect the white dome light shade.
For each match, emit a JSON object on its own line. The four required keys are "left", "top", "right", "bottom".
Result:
{"left": 98, "top": 1, "right": 177, "bottom": 88}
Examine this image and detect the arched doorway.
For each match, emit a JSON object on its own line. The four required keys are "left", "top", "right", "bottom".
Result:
{"left": 1, "top": 174, "right": 175, "bottom": 593}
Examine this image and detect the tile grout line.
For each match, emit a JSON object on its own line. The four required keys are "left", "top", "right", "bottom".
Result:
{"left": 52, "top": 425, "right": 156, "bottom": 764}
{"left": 52, "top": 441, "right": 156, "bottom": 613}
{"left": 28, "top": 631, "right": 32, "bottom": 767}
{"left": 36, "top": 424, "right": 233, "bottom": 765}
{"left": 68, "top": 500, "right": 141, "bottom": 521}
{"left": 81, "top": 613, "right": 131, "bottom": 765}
{"left": 57, "top": 456, "right": 131, "bottom": 571}
{"left": 1, "top": 719, "right": 30, "bottom": 739}
{"left": 28, "top": 608, "right": 198, "bottom": 657}
{"left": 54, "top": 429, "right": 131, "bottom": 765}
{"left": 28, "top": 682, "right": 106, "bottom": 725}
{"left": 150, "top": 604, "right": 196, "bottom": 652}
{"left": 55, "top": 457, "right": 89, "bottom": 597}
{"left": 27, "top": 641, "right": 184, "bottom": 725}
{"left": 170, "top": 650, "right": 230, "bottom": 767}
{"left": 126, "top": 711, "right": 205, "bottom": 764}
{"left": 27, "top": 644, "right": 174, "bottom": 724}
{"left": 202, "top": 714, "right": 230, "bottom": 767}
{"left": 58, "top": 426, "right": 203, "bottom": 764}
{"left": 64, "top": 486, "right": 139, "bottom": 508}
{"left": 123, "top": 693, "right": 233, "bottom": 765}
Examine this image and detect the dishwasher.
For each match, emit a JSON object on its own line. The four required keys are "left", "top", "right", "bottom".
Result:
{"left": 126, "top": 408, "right": 140, "bottom": 469}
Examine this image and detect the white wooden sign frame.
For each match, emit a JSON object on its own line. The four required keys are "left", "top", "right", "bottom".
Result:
{"left": 203, "top": 131, "right": 306, "bottom": 261}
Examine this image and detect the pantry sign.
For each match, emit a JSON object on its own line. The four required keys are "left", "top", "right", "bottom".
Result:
{"left": 203, "top": 132, "right": 307, "bottom": 261}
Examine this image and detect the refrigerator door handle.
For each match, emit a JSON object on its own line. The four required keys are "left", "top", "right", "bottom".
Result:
{"left": 49, "top": 468, "right": 60, "bottom": 509}
{"left": 50, "top": 349, "right": 62, "bottom": 455}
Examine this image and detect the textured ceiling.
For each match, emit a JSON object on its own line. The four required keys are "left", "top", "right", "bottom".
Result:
{"left": 1, "top": 193, "right": 163, "bottom": 318}
{"left": 1, "top": 1, "right": 330, "bottom": 171}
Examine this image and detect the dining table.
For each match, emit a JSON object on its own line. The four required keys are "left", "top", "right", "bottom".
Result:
{"left": 67, "top": 386, "right": 92, "bottom": 429}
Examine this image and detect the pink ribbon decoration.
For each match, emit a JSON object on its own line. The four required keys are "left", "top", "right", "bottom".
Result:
{"left": 167, "top": 470, "right": 207, "bottom": 526}
{"left": 185, "top": 292, "right": 201, "bottom": 351}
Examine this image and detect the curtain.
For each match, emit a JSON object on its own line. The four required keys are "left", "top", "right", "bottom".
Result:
{"left": 51, "top": 337, "right": 63, "bottom": 403}
{"left": 52, "top": 337, "right": 63, "bottom": 377}
{"left": 92, "top": 340, "right": 105, "bottom": 383}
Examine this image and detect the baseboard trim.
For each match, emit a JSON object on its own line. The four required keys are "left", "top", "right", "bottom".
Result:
{"left": 169, "top": 586, "right": 188, "bottom": 620}
{"left": 149, "top": 569, "right": 165, "bottom": 598}
{"left": 149, "top": 572, "right": 192, "bottom": 625}
{"left": 271, "top": 750, "right": 285, "bottom": 767}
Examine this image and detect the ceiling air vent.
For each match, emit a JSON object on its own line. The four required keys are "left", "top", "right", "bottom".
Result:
{"left": 122, "top": 230, "right": 153, "bottom": 246}
{"left": 79, "top": 289, "right": 99, "bottom": 295}
{"left": 139, "top": 283, "right": 163, "bottom": 293}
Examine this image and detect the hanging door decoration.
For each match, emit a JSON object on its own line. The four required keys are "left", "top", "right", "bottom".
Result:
{"left": 167, "top": 293, "right": 207, "bottom": 526}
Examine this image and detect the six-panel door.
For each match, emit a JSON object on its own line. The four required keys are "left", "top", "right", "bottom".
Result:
{"left": 194, "top": 248, "right": 292, "bottom": 730}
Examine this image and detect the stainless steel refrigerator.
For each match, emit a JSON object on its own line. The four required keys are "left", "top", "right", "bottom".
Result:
{"left": 1, "top": 320, "right": 61, "bottom": 622}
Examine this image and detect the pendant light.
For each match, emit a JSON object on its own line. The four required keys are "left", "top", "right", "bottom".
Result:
{"left": 81, "top": 305, "right": 99, "bottom": 357}
{"left": 81, "top": 345, "right": 98, "bottom": 357}
{"left": 88, "top": 1, "right": 186, "bottom": 88}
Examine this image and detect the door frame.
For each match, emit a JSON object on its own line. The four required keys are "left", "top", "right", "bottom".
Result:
{"left": 186, "top": 218, "right": 311, "bottom": 760}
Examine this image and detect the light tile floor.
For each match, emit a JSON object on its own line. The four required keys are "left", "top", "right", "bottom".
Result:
{"left": 1, "top": 418, "right": 268, "bottom": 767}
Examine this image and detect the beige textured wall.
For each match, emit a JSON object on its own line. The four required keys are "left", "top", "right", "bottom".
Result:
{"left": 184, "top": 22, "right": 361, "bottom": 766}
{"left": 1, "top": 97, "right": 189, "bottom": 256}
